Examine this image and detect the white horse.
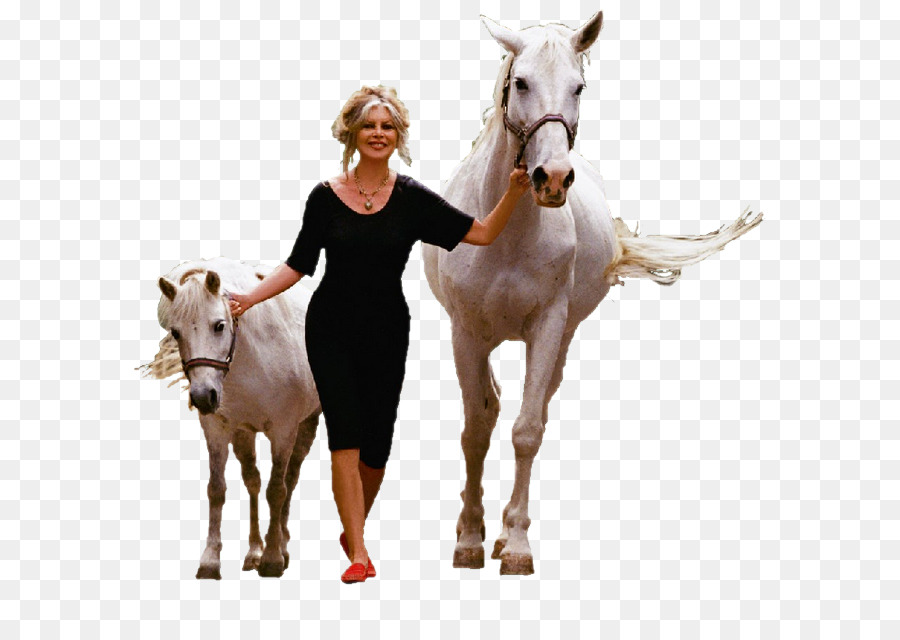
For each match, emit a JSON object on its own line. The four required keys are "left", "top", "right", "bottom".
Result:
{"left": 424, "top": 12, "right": 762, "bottom": 575}
{"left": 142, "top": 257, "right": 320, "bottom": 579}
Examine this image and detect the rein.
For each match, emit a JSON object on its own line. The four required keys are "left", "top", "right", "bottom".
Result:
{"left": 500, "top": 55, "right": 579, "bottom": 167}
{"left": 181, "top": 296, "right": 239, "bottom": 378}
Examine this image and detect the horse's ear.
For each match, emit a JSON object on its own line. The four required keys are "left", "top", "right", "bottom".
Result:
{"left": 481, "top": 15, "right": 524, "bottom": 55}
{"left": 158, "top": 277, "right": 177, "bottom": 301}
{"left": 205, "top": 271, "right": 221, "bottom": 295}
{"left": 572, "top": 11, "right": 603, "bottom": 54}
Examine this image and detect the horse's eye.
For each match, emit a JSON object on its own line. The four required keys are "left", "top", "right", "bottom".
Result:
{"left": 575, "top": 84, "right": 585, "bottom": 96}
{"left": 514, "top": 78, "right": 528, "bottom": 91}
{"left": 214, "top": 321, "right": 225, "bottom": 333}
{"left": 171, "top": 328, "right": 181, "bottom": 340}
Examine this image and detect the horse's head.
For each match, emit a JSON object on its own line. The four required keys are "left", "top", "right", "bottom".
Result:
{"left": 158, "top": 269, "right": 236, "bottom": 415}
{"left": 484, "top": 12, "right": 603, "bottom": 207}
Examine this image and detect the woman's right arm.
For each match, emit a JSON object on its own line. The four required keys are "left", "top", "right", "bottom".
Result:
{"left": 228, "top": 263, "right": 302, "bottom": 317}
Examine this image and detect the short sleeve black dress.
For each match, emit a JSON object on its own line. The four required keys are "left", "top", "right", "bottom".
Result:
{"left": 285, "top": 174, "right": 475, "bottom": 468}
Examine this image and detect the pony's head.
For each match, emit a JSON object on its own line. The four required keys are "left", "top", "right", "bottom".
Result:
{"left": 484, "top": 12, "right": 603, "bottom": 207}
{"left": 158, "top": 268, "right": 236, "bottom": 415}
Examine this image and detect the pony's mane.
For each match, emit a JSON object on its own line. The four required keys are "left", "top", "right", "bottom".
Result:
{"left": 470, "top": 22, "right": 587, "bottom": 155}
{"left": 157, "top": 259, "right": 263, "bottom": 329}
{"left": 163, "top": 273, "right": 229, "bottom": 330}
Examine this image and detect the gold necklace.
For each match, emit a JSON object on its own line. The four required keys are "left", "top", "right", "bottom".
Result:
{"left": 353, "top": 168, "right": 391, "bottom": 210}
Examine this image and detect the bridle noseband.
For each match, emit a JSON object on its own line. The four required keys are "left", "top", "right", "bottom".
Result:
{"left": 180, "top": 296, "right": 239, "bottom": 378}
{"left": 501, "top": 56, "right": 579, "bottom": 167}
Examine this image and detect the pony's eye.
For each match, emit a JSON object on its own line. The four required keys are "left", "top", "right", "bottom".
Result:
{"left": 214, "top": 321, "right": 225, "bottom": 333}
{"left": 514, "top": 78, "right": 528, "bottom": 91}
{"left": 171, "top": 328, "right": 181, "bottom": 340}
{"left": 575, "top": 84, "right": 585, "bottom": 96}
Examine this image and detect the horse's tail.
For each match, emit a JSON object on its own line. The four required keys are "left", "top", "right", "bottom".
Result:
{"left": 136, "top": 334, "right": 186, "bottom": 387}
{"left": 603, "top": 208, "right": 763, "bottom": 286}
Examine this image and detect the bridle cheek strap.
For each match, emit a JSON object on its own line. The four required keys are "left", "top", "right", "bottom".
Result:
{"left": 502, "top": 111, "right": 578, "bottom": 168}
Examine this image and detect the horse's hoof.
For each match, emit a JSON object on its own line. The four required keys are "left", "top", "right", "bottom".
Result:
{"left": 499, "top": 553, "right": 534, "bottom": 576}
{"left": 242, "top": 555, "right": 261, "bottom": 571}
{"left": 453, "top": 545, "right": 485, "bottom": 569}
{"left": 282, "top": 551, "right": 290, "bottom": 570}
{"left": 491, "top": 539, "right": 506, "bottom": 559}
{"left": 257, "top": 560, "right": 285, "bottom": 578}
{"left": 196, "top": 565, "right": 222, "bottom": 580}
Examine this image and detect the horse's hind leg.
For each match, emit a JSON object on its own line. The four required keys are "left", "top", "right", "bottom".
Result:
{"left": 279, "top": 413, "right": 318, "bottom": 570}
{"left": 231, "top": 430, "right": 264, "bottom": 571}
{"left": 257, "top": 424, "right": 299, "bottom": 577}
{"left": 493, "top": 329, "right": 575, "bottom": 562}
{"left": 452, "top": 326, "right": 501, "bottom": 569}
{"left": 196, "top": 423, "right": 230, "bottom": 580}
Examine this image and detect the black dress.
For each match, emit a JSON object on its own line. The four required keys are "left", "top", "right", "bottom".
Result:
{"left": 285, "top": 174, "right": 475, "bottom": 468}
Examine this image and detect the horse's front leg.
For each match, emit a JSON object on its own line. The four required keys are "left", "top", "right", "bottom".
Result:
{"left": 452, "top": 324, "right": 501, "bottom": 569}
{"left": 257, "top": 425, "right": 298, "bottom": 577}
{"left": 196, "top": 422, "right": 230, "bottom": 579}
{"left": 499, "top": 305, "right": 568, "bottom": 575}
{"left": 231, "top": 430, "right": 264, "bottom": 571}
{"left": 493, "top": 329, "right": 576, "bottom": 562}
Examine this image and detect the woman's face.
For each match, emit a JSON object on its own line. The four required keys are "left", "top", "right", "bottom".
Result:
{"left": 356, "top": 104, "right": 398, "bottom": 164}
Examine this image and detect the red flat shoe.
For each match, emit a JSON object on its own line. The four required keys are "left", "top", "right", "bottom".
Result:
{"left": 341, "top": 562, "right": 368, "bottom": 584}
{"left": 341, "top": 532, "right": 376, "bottom": 578}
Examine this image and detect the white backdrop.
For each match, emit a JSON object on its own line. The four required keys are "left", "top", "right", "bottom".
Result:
{"left": 2, "top": 0, "right": 896, "bottom": 638}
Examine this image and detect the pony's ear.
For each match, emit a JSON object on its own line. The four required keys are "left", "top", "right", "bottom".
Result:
{"left": 481, "top": 15, "right": 524, "bottom": 55}
{"left": 205, "top": 271, "right": 221, "bottom": 296}
{"left": 572, "top": 11, "right": 603, "bottom": 54}
{"left": 158, "top": 277, "right": 177, "bottom": 301}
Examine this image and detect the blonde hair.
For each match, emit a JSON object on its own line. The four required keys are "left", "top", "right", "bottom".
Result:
{"left": 331, "top": 85, "right": 412, "bottom": 172}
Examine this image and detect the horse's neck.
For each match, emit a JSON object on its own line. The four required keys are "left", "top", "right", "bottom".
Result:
{"left": 451, "top": 116, "right": 517, "bottom": 218}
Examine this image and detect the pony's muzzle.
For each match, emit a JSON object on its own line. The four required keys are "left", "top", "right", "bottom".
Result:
{"left": 531, "top": 162, "right": 575, "bottom": 207}
{"left": 190, "top": 384, "right": 220, "bottom": 415}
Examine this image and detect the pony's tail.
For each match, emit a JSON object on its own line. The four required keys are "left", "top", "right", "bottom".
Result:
{"left": 603, "top": 208, "right": 763, "bottom": 286}
{"left": 136, "top": 334, "right": 186, "bottom": 387}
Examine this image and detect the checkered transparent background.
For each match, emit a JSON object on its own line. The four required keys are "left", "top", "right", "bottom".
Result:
{"left": 1, "top": 0, "right": 896, "bottom": 638}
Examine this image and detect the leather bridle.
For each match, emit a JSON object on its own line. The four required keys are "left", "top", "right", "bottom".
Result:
{"left": 180, "top": 296, "right": 239, "bottom": 378}
{"left": 500, "top": 56, "right": 579, "bottom": 168}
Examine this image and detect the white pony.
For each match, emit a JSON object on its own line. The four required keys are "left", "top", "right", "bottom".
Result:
{"left": 142, "top": 257, "right": 320, "bottom": 579}
{"left": 424, "top": 12, "right": 761, "bottom": 575}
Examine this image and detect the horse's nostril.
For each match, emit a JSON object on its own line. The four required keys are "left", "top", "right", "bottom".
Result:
{"left": 564, "top": 169, "right": 575, "bottom": 188}
{"left": 532, "top": 166, "right": 548, "bottom": 187}
{"left": 209, "top": 389, "right": 218, "bottom": 408}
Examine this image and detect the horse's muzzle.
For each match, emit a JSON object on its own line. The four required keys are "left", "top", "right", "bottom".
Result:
{"left": 190, "top": 386, "right": 220, "bottom": 415}
{"left": 532, "top": 163, "right": 574, "bottom": 208}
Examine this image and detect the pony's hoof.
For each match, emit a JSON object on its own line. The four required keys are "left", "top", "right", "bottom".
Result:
{"left": 242, "top": 554, "right": 261, "bottom": 571}
{"left": 499, "top": 553, "right": 534, "bottom": 576}
{"left": 282, "top": 551, "right": 290, "bottom": 570}
{"left": 453, "top": 545, "right": 485, "bottom": 569}
{"left": 491, "top": 539, "right": 506, "bottom": 559}
{"left": 257, "top": 559, "right": 285, "bottom": 578}
{"left": 196, "top": 565, "right": 222, "bottom": 580}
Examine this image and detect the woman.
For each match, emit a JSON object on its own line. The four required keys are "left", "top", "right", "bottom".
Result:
{"left": 228, "top": 85, "right": 530, "bottom": 583}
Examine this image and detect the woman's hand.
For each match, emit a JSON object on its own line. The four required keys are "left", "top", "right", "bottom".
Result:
{"left": 228, "top": 293, "right": 253, "bottom": 318}
{"left": 507, "top": 165, "right": 531, "bottom": 199}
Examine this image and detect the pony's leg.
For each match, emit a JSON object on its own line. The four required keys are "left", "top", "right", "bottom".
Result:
{"left": 499, "top": 306, "right": 568, "bottom": 575}
{"left": 452, "top": 325, "right": 501, "bottom": 569}
{"left": 279, "top": 413, "right": 318, "bottom": 570}
{"left": 493, "top": 329, "right": 575, "bottom": 560}
{"left": 257, "top": 424, "right": 299, "bottom": 577}
{"left": 196, "top": 423, "right": 230, "bottom": 580}
{"left": 231, "top": 430, "right": 264, "bottom": 571}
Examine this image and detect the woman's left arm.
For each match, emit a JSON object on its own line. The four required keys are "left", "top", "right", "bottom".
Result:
{"left": 462, "top": 166, "right": 531, "bottom": 246}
